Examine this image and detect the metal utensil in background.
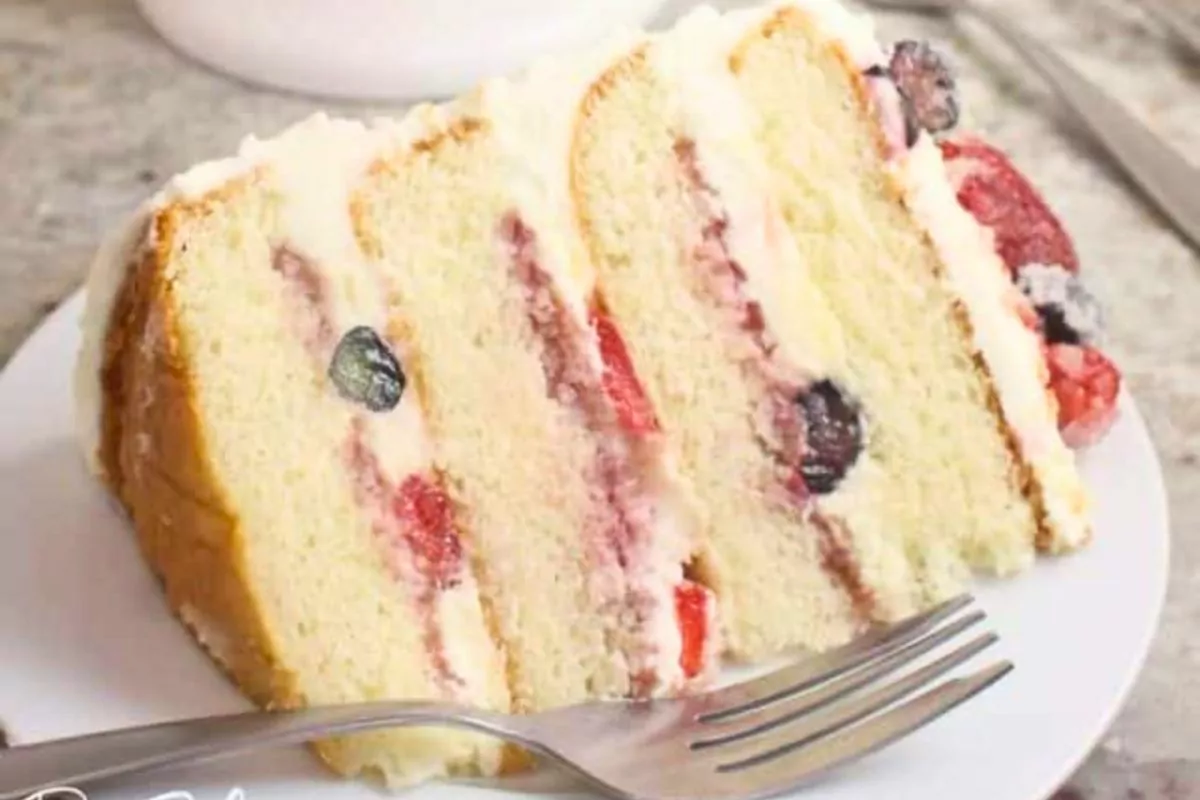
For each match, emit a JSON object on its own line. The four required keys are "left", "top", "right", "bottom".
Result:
{"left": 862, "top": 0, "right": 1200, "bottom": 253}
{"left": 1129, "top": 0, "right": 1200, "bottom": 57}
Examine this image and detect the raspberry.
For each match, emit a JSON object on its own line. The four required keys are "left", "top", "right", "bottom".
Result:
{"left": 393, "top": 474, "right": 464, "bottom": 589}
{"left": 940, "top": 137, "right": 1079, "bottom": 277}
{"left": 1044, "top": 344, "right": 1121, "bottom": 449}
{"left": 674, "top": 581, "right": 710, "bottom": 679}
{"left": 589, "top": 302, "right": 660, "bottom": 436}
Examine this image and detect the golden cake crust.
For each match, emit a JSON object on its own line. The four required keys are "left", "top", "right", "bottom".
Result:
{"left": 100, "top": 177, "right": 531, "bottom": 777}
{"left": 100, "top": 180, "right": 301, "bottom": 713}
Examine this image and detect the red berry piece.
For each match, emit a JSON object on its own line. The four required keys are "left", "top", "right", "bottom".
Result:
{"left": 939, "top": 137, "right": 1079, "bottom": 277}
{"left": 674, "top": 581, "right": 710, "bottom": 679}
{"left": 1044, "top": 344, "right": 1121, "bottom": 449}
{"left": 393, "top": 474, "right": 464, "bottom": 589}
{"left": 589, "top": 302, "right": 660, "bottom": 436}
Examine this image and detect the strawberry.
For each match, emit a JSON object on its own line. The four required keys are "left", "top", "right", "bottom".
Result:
{"left": 394, "top": 474, "right": 464, "bottom": 589}
{"left": 589, "top": 302, "right": 660, "bottom": 436}
{"left": 1044, "top": 344, "right": 1121, "bottom": 449}
{"left": 939, "top": 137, "right": 1079, "bottom": 276}
{"left": 674, "top": 581, "right": 710, "bottom": 679}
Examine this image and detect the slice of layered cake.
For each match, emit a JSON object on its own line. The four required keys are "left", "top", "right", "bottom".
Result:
{"left": 75, "top": 0, "right": 1119, "bottom": 787}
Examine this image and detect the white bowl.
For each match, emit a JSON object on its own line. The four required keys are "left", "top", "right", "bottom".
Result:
{"left": 135, "top": 0, "right": 673, "bottom": 101}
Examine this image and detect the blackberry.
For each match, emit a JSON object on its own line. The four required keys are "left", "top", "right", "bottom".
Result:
{"left": 796, "top": 379, "right": 864, "bottom": 494}
{"left": 889, "top": 40, "right": 960, "bottom": 136}
{"left": 329, "top": 326, "right": 406, "bottom": 412}
{"left": 1016, "top": 263, "right": 1104, "bottom": 346}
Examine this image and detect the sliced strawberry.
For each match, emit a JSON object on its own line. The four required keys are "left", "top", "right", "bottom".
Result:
{"left": 393, "top": 473, "right": 464, "bottom": 589}
{"left": 940, "top": 136, "right": 1079, "bottom": 276}
{"left": 1044, "top": 344, "right": 1121, "bottom": 449}
{"left": 589, "top": 302, "right": 660, "bottom": 436}
{"left": 675, "top": 581, "right": 710, "bottom": 679}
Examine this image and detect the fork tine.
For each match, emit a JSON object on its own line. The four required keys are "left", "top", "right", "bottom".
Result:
{"left": 698, "top": 593, "right": 973, "bottom": 723}
{"left": 691, "top": 610, "right": 986, "bottom": 748}
{"left": 698, "top": 631, "right": 998, "bottom": 769}
{"left": 709, "top": 661, "right": 1013, "bottom": 799}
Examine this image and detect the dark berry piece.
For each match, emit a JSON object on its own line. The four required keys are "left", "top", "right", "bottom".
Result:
{"left": 1016, "top": 263, "right": 1104, "bottom": 346}
{"left": 796, "top": 379, "right": 864, "bottom": 494}
{"left": 863, "top": 64, "right": 888, "bottom": 78}
{"left": 1038, "top": 305, "right": 1080, "bottom": 345}
{"left": 329, "top": 326, "right": 406, "bottom": 412}
{"left": 889, "top": 40, "right": 960, "bottom": 135}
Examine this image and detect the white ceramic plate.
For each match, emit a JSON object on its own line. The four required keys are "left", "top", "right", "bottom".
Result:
{"left": 0, "top": 291, "right": 1169, "bottom": 800}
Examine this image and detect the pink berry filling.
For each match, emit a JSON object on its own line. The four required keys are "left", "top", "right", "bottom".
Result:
{"left": 500, "top": 212, "right": 712, "bottom": 691}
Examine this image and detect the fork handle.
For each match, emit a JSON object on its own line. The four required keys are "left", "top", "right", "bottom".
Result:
{"left": 964, "top": 2, "right": 1200, "bottom": 252}
{"left": 0, "top": 703, "right": 525, "bottom": 800}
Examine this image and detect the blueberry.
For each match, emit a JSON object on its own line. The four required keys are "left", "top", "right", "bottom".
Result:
{"left": 1015, "top": 263, "right": 1104, "bottom": 346}
{"left": 889, "top": 40, "right": 960, "bottom": 136}
{"left": 329, "top": 326, "right": 406, "bottom": 412}
{"left": 796, "top": 379, "right": 864, "bottom": 494}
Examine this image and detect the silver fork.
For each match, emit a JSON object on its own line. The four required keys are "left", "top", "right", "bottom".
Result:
{"left": 0, "top": 595, "right": 1008, "bottom": 800}
{"left": 861, "top": 0, "right": 1200, "bottom": 253}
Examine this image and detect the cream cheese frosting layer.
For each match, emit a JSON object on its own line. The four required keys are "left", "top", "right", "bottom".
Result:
{"left": 891, "top": 137, "right": 1091, "bottom": 549}
{"left": 481, "top": 30, "right": 714, "bottom": 691}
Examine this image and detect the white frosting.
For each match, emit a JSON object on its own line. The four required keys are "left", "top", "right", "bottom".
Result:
{"left": 475, "top": 29, "right": 644, "bottom": 327}
{"left": 892, "top": 137, "right": 1090, "bottom": 547}
{"left": 74, "top": 202, "right": 156, "bottom": 472}
{"left": 434, "top": 580, "right": 508, "bottom": 717}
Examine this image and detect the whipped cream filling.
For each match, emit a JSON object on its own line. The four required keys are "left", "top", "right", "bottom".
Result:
{"left": 662, "top": 1, "right": 1088, "bottom": 548}
{"left": 890, "top": 138, "right": 1090, "bottom": 548}
{"left": 484, "top": 33, "right": 716, "bottom": 693}
{"left": 475, "top": 28, "right": 644, "bottom": 332}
